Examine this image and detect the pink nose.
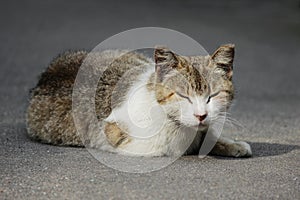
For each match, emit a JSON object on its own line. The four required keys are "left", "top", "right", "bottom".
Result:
{"left": 194, "top": 113, "right": 207, "bottom": 121}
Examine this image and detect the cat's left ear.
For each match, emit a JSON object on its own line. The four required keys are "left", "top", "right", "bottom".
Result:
{"left": 154, "top": 46, "right": 179, "bottom": 82}
{"left": 211, "top": 44, "right": 234, "bottom": 77}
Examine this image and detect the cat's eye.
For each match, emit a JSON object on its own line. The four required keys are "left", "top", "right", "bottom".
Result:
{"left": 206, "top": 96, "right": 211, "bottom": 104}
{"left": 207, "top": 91, "right": 221, "bottom": 104}
{"left": 176, "top": 92, "right": 192, "bottom": 104}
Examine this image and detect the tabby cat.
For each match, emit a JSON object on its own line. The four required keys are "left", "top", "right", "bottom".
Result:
{"left": 26, "top": 44, "right": 252, "bottom": 157}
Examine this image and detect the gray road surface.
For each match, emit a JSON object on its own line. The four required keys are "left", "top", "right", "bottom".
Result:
{"left": 0, "top": 0, "right": 299, "bottom": 199}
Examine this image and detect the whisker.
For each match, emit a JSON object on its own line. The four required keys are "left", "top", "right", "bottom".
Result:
{"left": 209, "top": 112, "right": 246, "bottom": 130}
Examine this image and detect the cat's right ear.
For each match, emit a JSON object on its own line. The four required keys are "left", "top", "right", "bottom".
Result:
{"left": 154, "top": 46, "right": 179, "bottom": 82}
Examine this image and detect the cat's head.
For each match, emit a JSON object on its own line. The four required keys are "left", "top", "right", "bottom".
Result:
{"left": 154, "top": 44, "right": 234, "bottom": 129}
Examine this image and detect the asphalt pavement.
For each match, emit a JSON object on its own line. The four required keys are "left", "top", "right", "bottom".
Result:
{"left": 0, "top": 0, "right": 299, "bottom": 199}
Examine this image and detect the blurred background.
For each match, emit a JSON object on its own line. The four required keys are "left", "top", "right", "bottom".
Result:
{"left": 0, "top": 0, "right": 299, "bottom": 199}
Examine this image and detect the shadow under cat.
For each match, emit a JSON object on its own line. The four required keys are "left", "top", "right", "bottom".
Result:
{"left": 198, "top": 141, "right": 300, "bottom": 160}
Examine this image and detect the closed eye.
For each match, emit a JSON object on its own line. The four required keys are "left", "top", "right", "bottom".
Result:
{"left": 176, "top": 92, "right": 192, "bottom": 104}
{"left": 207, "top": 91, "right": 220, "bottom": 104}
{"left": 206, "top": 96, "right": 211, "bottom": 104}
{"left": 207, "top": 90, "right": 230, "bottom": 103}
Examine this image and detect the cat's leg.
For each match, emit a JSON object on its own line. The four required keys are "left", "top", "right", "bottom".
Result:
{"left": 103, "top": 121, "right": 131, "bottom": 148}
{"left": 210, "top": 136, "right": 252, "bottom": 157}
{"left": 103, "top": 121, "right": 163, "bottom": 157}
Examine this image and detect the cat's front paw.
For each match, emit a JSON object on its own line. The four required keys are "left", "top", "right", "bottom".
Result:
{"left": 230, "top": 141, "right": 252, "bottom": 157}
{"left": 210, "top": 138, "right": 252, "bottom": 158}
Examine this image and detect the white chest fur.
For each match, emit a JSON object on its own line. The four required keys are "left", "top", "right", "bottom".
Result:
{"left": 104, "top": 67, "right": 197, "bottom": 156}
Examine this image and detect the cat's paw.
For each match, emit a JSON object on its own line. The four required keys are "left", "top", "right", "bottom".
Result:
{"left": 211, "top": 138, "right": 252, "bottom": 158}
{"left": 230, "top": 141, "right": 252, "bottom": 157}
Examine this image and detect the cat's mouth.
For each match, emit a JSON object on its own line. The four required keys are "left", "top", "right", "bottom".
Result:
{"left": 197, "top": 123, "right": 209, "bottom": 131}
{"left": 189, "top": 123, "right": 208, "bottom": 131}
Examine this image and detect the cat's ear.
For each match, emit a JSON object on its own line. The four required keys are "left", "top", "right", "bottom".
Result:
{"left": 154, "top": 46, "right": 179, "bottom": 82}
{"left": 211, "top": 44, "right": 234, "bottom": 77}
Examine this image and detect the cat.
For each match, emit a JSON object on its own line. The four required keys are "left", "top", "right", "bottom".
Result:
{"left": 26, "top": 44, "right": 252, "bottom": 157}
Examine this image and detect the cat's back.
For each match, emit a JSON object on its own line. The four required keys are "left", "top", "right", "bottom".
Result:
{"left": 26, "top": 49, "right": 152, "bottom": 146}
{"left": 31, "top": 50, "right": 88, "bottom": 97}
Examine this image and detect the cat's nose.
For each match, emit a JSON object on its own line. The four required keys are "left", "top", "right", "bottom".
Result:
{"left": 194, "top": 113, "right": 207, "bottom": 122}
